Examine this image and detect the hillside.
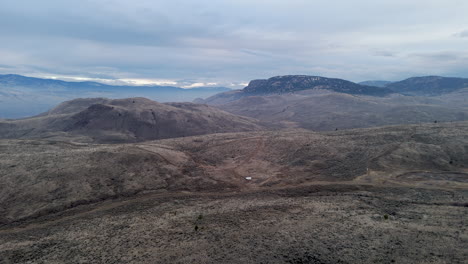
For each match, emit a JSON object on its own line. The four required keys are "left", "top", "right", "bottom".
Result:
{"left": 201, "top": 75, "right": 393, "bottom": 105}
{"left": 1, "top": 122, "right": 467, "bottom": 263}
{"left": 358, "top": 80, "right": 393, "bottom": 87}
{"left": 0, "top": 97, "right": 264, "bottom": 143}
{"left": 386, "top": 76, "right": 468, "bottom": 95}
{"left": 1, "top": 121, "right": 467, "bottom": 225}
{"left": 214, "top": 91, "right": 468, "bottom": 130}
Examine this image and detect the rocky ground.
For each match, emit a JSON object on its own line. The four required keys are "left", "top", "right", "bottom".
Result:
{"left": 0, "top": 185, "right": 466, "bottom": 263}
{"left": 1, "top": 122, "right": 468, "bottom": 263}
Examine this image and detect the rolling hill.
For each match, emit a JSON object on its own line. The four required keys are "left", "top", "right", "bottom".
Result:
{"left": 1, "top": 112, "right": 467, "bottom": 263}
{"left": 385, "top": 76, "right": 468, "bottom": 95}
{"left": 212, "top": 90, "right": 468, "bottom": 131}
{"left": 0, "top": 97, "right": 264, "bottom": 143}
{"left": 195, "top": 75, "right": 468, "bottom": 131}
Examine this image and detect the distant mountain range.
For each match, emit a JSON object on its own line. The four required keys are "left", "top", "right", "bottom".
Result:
{"left": 2, "top": 74, "right": 468, "bottom": 119}
{"left": 200, "top": 75, "right": 468, "bottom": 105}
{"left": 358, "top": 80, "right": 393, "bottom": 87}
{"left": 195, "top": 75, "right": 468, "bottom": 131}
{"left": 0, "top": 74, "right": 230, "bottom": 118}
{"left": 359, "top": 76, "right": 468, "bottom": 95}
{"left": 385, "top": 76, "right": 468, "bottom": 95}
{"left": 200, "top": 75, "right": 393, "bottom": 105}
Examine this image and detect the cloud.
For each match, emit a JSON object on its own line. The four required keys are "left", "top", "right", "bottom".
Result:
{"left": 454, "top": 30, "right": 468, "bottom": 38}
{"left": 408, "top": 51, "right": 467, "bottom": 62}
{"left": 1, "top": 0, "right": 468, "bottom": 84}
{"left": 373, "top": 51, "right": 398, "bottom": 58}
{"left": 182, "top": 82, "right": 218, "bottom": 88}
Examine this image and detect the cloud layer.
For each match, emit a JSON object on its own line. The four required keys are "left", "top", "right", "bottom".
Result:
{"left": 1, "top": 0, "right": 468, "bottom": 86}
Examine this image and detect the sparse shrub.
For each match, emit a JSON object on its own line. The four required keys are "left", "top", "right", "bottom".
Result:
{"left": 194, "top": 214, "right": 203, "bottom": 232}
{"left": 384, "top": 214, "right": 389, "bottom": 220}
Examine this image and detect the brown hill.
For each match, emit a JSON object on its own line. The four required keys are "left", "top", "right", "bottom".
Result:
{"left": 0, "top": 97, "right": 264, "bottom": 143}
{"left": 214, "top": 91, "right": 468, "bottom": 130}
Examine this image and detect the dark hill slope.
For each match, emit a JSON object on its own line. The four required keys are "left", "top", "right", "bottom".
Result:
{"left": 0, "top": 97, "right": 264, "bottom": 143}
{"left": 244, "top": 75, "right": 393, "bottom": 96}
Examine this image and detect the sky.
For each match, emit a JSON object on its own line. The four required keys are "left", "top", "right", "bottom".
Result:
{"left": 1, "top": 0, "right": 467, "bottom": 88}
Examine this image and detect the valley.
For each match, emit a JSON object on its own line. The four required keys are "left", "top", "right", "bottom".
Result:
{"left": 1, "top": 75, "right": 468, "bottom": 263}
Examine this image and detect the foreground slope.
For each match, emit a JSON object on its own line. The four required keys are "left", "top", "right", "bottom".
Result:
{"left": 0, "top": 97, "right": 264, "bottom": 143}
{"left": 1, "top": 122, "right": 467, "bottom": 225}
{"left": 1, "top": 185, "right": 465, "bottom": 263}
{"left": 1, "top": 122, "right": 467, "bottom": 263}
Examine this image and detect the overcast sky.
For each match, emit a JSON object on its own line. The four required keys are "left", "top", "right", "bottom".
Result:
{"left": 1, "top": 0, "right": 467, "bottom": 88}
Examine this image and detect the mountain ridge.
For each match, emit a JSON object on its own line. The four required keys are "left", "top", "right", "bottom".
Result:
{"left": 0, "top": 74, "right": 230, "bottom": 92}
{"left": 358, "top": 80, "right": 393, "bottom": 87}
{"left": 386, "top": 75, "right": 468, "bottom": 95}
{"left": 199, "top": 75, "right": 395, "bottom": 105}
{"left": 243, "top": 75, "right": 394, "bottom": 96}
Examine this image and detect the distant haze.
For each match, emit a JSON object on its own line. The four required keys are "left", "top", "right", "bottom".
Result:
{"left": 1, "top": 0, "right": 468, "bottom": 85}
{"left": 0, "top": 74, "right": 230, "bottom": 118}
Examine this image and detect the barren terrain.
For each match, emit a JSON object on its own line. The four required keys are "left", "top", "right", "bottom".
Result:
{"left": 1, "top": 185, "right": 466, "bottom": 264}
{"left": 0, "top": 98, "right": 264, "bottom": 143}
{"left": 1, "top": 122, "right": 467, "bottom": 263}
{"left": 214, "top": 90, "right": 468, "bottom": 131}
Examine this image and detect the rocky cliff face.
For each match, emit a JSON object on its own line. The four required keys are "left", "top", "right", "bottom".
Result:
{"left": 200, "top": 75, "right": 394, "bottom": 105}
{"left": 243, "top": 75, "right": 394, "bottom": 96}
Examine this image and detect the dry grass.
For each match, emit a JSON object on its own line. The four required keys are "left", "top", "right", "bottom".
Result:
{"left": 0, "top": 186, "right": 466, "bottom": 263}
{"left": 1, "top": 122, "right": 468, "bottom": 263}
